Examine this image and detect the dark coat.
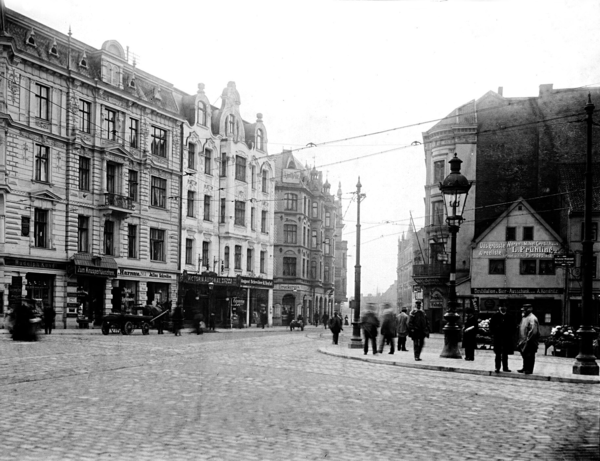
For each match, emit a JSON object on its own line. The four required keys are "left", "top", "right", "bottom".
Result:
{"left": 380, "top": 311, "right": 398, "bottom": 338}
{"left": 489, "top": 311, "right": 515, "bottom": 355}
{"left": 462, "top": 315, "right": 478, "bottom": 350}
{"left": 360, "top": 312, "right": 380, "bottom": 337}
{"left": 408, "top": 309, "right": 429, "bottom": 339}
{"left": 329, "top": 315, "right": 343, "bottom": 333}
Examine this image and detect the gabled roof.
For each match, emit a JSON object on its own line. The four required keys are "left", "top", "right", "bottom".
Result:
{"left": 472, "top": 197, "right": 562, "bottom": 246}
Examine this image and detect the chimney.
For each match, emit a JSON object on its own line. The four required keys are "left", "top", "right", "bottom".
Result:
{"left": 498, "top": 87, "right": 503, "bottom": 96}
{"left": 539, "top": 84, "right": 553, "bottom": 96}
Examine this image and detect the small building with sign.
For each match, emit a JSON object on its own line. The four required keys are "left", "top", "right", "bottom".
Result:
{"left": 470, "top": 198, "right": 564, "bottom": 331}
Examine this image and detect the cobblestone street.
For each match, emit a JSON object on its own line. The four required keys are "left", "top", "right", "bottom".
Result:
{"left": 0, "top": 328, "right": 598, "bottom": 460}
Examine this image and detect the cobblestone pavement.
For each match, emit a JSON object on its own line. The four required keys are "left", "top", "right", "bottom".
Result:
{"left": 0, "top": 328, "right": 598, "bottom": 461}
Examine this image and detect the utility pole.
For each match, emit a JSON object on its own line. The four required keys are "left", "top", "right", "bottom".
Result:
{"left": 573, "top": 94, "right": 600, "bottom": 375}
{"left": 349, "top": 178, "right": 366, "bottom": 349}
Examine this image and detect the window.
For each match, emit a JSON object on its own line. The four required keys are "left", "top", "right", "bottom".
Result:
{"left": 251, "top": 165, "right": 256, "bottom": 189}
{"left": 325, "top": 212, "right": 331, "bottom": 227}
{"left": 523, "top": 227, "right": 534, "bottom": 241}
{"left": 324, "top": 238, "right": 330, "bottom": 254}
{"left": 150, "top": 228, "right": 165, "bottom": 261}
{"left": 489, "top": 259, "right": 505, "bottom": 274}
{"left": 310, "top": 260, "right": 317, "bottom": 279}
{"left": 261, "top": 210, "right": 267, "bottom": 233}
{"left": 324, "top": 265, "right": 330, "bottom": 283}
{"left": 151, "top": 176, "right": 167, "bottom": 208}
{"left": 506, "top": 227, "right": 516, "bottom": 241}
{"left": 312, "top": 230, "right": 317, "bottom": 248}
{"left": 188, "top": 143, "right": 196, "bottom": 169}
{"left": 221, "top": 153, "right": 227, "bottom": 177}
{"left": 151, "top": 126, "right": 167, "bottom": 157}
{"left": 106, "top": 163, "right": 117, "bottom": 194}
{"left": 433, "top": 160, "right": 445, "bottom": 184}
{"left": 129, "top": 118, "right": 139, "bottom": 149}
{"left": 103, "top": 107, "right": 116, "bottom": 140}
{"left": 312, "top": 202, "right": 318, "bottom": 218}
{"left": 284, "top": 224, "right": 297, "bottom": 244}
{"left": 128, "top": 170, "right": 138, "bottom": 202}
{"left": 34, "top": 209, "right": 48, "bottom": 248}
{"left": 21, "top": 216, "right": 30, "bottom": 237}
{"left": 285, "top": 193, "right": 298, "bottom": 211}
{"left": 539, "top": 260, "right": 555, "bottom": 275}
{"left": 235, "top": 156, "right": 247, "bottom": 182}
{"left": 247, "top": 249, "right": 253, "bottom": 271}
{"left": 432, "top": 201, "right": 444, "bottom": 227}
{"left": 35, "top": 83, "right": 49, "bottom": 120}
{"left": 234, "top": 245, "right": 242, "bottom": 270}
{"left": 79, "top": 156, "right": 90, "bottom": 190}
{"left": 204, "top": 148, "right": 212, "bottom": 175}
{"left": 251, "top": 207, "right": 255, "bottom": 230}
{"left": 256, "top": 129, "right": 264, "bottom": 151}
{"left": 202, "top": 241, "right": 209, "bottom": 269}
{"left": 128, "top": 224, "right": 137, "bottom": 258}
{"left": 260, "top": 251, "right": 266, "bottom": 273}
{"left": 581, "top": 222, "right": 598, "bottom": 241}
{"left": 220, "top": 198, "right": 226, "bottom": 224}
{"left": 78, "top": 216, "right": 89, "bottom": 253}
{"left": 79, "top": 100, "right": 91, "bottom": 133}
{"left": 34, "top": 145, "right": 49, "bottom": 182}
{"left": 520, "top": 259, "right": 537, "bottom": 275}
{"left": 283, "top": 257, "right": 296, "bottom": 276}
{"left": 185, "top": 239, "right": 194, "bottom": 265}
{"left": 187, "top": 191, "right": 196, "bottom": 217}
{"left": 262, "top": 170, "right": 268, "bottom": 192}
{"left": 224, "top": 246, "right": 230, "bottom": 269}
{"left": 197, "top": 101, "right": 206, "bottom": 126}
{"left": 203, "top": 195, "right": 211, "bottom": 221}
{"left": 234, "top": 201, "right": 245, "bottom": 226}
{"left": 226, "top": 114, "right": 235, "bottom": 136}
{"left": 104, "top": 220, "right": 114, "bottom": 256}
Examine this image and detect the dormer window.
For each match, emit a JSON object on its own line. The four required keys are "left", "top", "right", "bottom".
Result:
{"left": 79, "top": 51, "right": 88, "bottom": 69}
{"left": 256, "top": 129, "right": 264, "bottom": 151}
{"left": 197, "top": 101, "right": 207, "bottom": 126}
{"left": 226, "top": 114, "right": 235, "bottom": 136}
{"left": 26, "top": 28, "right": 36, "bottom": 47}
{"left": 129, "top": 77, "right": 136, "bottom": 89}
{"left": 49, "top": 39, "right": 59, "bottom": 57}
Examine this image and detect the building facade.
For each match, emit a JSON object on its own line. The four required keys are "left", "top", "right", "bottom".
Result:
{"left": 272, "top": 151, "right": 345, "bottom": 326}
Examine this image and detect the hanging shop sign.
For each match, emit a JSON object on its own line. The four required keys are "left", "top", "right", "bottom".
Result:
{"left": 240, "top": 276, "right": 274, "bottom": 288}
{"left": 476, "top": 241, "right": 560, "bottom": 259}
{"left": 472, "top": 287, "right": 563, "bottom": 295}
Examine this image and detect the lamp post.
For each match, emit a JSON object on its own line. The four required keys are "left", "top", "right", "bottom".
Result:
{"left": 208, "top": 281, "right": 214, "bottom": 325}
{"left": 349, "top": 177, "right": 366, "bottom": 349}
{"left": 439, "top": 154, "right": 471, "bottom": 359}
{"left": 573, "top": 95, "right": 599, "bottom": 375}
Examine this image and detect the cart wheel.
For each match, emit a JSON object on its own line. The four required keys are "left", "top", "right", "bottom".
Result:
{"left": 122, "top": 321, "right": 134, "bottom": 335}
{"left": 101, "top": 322, "right": 110, "bottom": 335}
{"left": 141, "top": 322, "right": 150, "bottom": 335}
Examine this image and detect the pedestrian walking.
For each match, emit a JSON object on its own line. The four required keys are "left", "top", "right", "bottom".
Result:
{"left": 172, "top": 303, "right": 184, "bottom": 336}
{"left": 462, "top": 308, "right": 478, "bottom": 361}
{"left": 396, "top": 308, "right": 410, "bottom": 352}
{"left": 322, "top": 313, "right": 329, "bottom": 330}
{"left": 10, "top": 299, "right": 38, "bottom": 341}
{"left": 329, "top": 311, "right": 343, "bottom": 345}
{"left": 209, "top": 313, "right": 216, "bottom": 331}
{"left": 517, "top": 304, "right": 540, "bottom": 374}
{"left": 259, "top": 309, "right": 267, "bottom": 329}
{"left": 407, "top": 301, "right": 429, "bottom": 361}
{"left": 378, "top": 305, "right": 398, "bottom": 354}
{"left": 360, "top": 309, "right": 380, "bottom": 355}
{"left": 194, "top": 309, "right": 204, "bottom": 335}
{"left": 344, "top": 315, "right": 349, "bottom": 326}
{"left": 43, "top": 305, "right": 56, "bottom": 335}
{"left": 489, "top": 305, "right": 515, "bottom": 373}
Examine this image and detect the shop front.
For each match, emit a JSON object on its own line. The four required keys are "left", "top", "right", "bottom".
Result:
{"left": 240, "top": 276, "right": 273, "bottom": 327}
{"left": 114, "top": 267, "right": 178, "bottom": 314}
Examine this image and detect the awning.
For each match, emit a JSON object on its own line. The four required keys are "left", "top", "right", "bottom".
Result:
{"left": 69, "top": 254, "right": 118, "bottom": 278}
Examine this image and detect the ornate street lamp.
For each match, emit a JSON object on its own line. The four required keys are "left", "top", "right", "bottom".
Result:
{"left": 439, "top": 154, "right": 471, "bottom": 358}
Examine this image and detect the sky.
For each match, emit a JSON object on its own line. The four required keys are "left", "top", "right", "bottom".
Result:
{"left": 10, "top": 0, "right": 600, "bottom": 297}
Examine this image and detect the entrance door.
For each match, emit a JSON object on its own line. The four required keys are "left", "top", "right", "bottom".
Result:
{"left": 282, "top": 294, "right": 295, "bottom": 325}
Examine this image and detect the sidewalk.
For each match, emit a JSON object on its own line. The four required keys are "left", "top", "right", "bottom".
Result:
{"left": 319, "top": 334, "right": 600, "bottom": 385}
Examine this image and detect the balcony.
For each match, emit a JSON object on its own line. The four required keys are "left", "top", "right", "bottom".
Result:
{"left": 99, "top": 193, "right": 134, "bottom": 216}
{"left": 412, "top": 264, "right": 450, "bottom": 286}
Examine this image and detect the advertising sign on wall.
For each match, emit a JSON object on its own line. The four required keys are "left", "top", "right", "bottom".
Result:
{"left": 476, "top": 241, "right": 560, "bottom": 259}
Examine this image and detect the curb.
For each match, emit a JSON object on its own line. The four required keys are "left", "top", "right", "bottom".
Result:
{"left": 318, "top": 348, "right": 600, "bottom": 385}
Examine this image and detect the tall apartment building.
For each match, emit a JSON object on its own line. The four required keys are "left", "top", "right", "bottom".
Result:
{"left": 272, "top": 151, "right": 346, "bottom": 325}
{"left": 333, "top": 183, "right": 348, "bottom": 310}
{"left": 0, "top": 5, "right": 274, "bottom": 327}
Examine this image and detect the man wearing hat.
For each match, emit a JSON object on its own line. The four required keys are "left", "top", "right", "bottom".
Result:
{"left": 517, "top": 304, "right": 540, "bottom": 374}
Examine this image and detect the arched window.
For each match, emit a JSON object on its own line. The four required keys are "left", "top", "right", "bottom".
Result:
{"left": 262, "top": 170, "right": 268, "bottom": 192}
{"left": 197, "top": 101, "right": 206, "bottom": 126}
{"left": 256, "top": 129, "right": 264, "bottom": 150}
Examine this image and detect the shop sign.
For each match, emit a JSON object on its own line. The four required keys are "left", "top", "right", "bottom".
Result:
{"left": 476, "top": 241, "right": 560, "bottom": 259}
{"left": 232, "top": 297, "right": 245, "bottom": 307}
{"left": 472, "top": 287, "right": 563, "bottom": 295}
{"left": 282, "top": 169, "right": 301, "bottom": 184}
{"left": 182, "top": 272, "right": 237, "bottom": 286}
{"left": 118, "top": 269, "right": 175, "bottom": 280}
{"left": 5, "top": 257, "right": 66, "bottom": 270}
{"left": 276, "top": 284, "right": 301, "bottom": 291}
{"left": 74, "top": 265, "right": 118, "bottom": 278}
{"left": 240, "top": 276, "right": 274, "bottom": 288}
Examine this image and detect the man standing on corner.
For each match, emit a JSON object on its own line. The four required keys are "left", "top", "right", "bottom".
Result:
{"left": 396, "top": 308, "right": 410, "bottom": 352}
{"left": 408, "top": 301, "right": 429, "bottom": 361}
{"left": 489, "top": 305, "right": 515, "bottom": 373}
{"left": 328, "top": 311, "right": 343, "bottom": 345}
{"left": 517, "top": 304, "right": 540, "bottom": 374}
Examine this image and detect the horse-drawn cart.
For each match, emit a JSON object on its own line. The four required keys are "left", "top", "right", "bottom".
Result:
{"left": 101, "top": 309, "right": 168, "bottom": 335}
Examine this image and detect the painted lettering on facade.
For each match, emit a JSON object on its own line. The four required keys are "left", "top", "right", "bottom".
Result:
{"left": 476, "top": 241, "right": 560, "bottom": 258}
{"left": 282, "top": 169, "right": 301, "bottom": 184}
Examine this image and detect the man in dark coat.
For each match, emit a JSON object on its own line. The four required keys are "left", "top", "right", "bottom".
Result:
{"left": 462, "top": 308, "right": 478, "bottom": 361}
{"left": 259, "top": 309, "right": 267, "bottom": 329}
{"left": 360, "top": 310, "right": 380, "bottom": 355}
{"left": 322, "top": 313, "right": 329, "bottom": 330}
{"left": 378, "top": 306, "right": 398, "bottom": 354}
{"left": 43, "top": 305, "right": 56, "bottom": 334}
{"left": 328, "top": 311, "right": 343, "bottom": 345}
{"left": 489, "top": 305, "right": 515, "bottom": 372}
{"left": 407, "top": 301, "right": 429, "bottom": 361}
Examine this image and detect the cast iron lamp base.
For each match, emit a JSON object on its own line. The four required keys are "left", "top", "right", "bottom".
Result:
{"left": 440, "top": 311, "right": 462, "bottom": 359}
{"left": 348, "top": 321, "right": 363, "bottom": 349}
{"left": 572, "top": 326, "right": 599, "bottom": 375}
